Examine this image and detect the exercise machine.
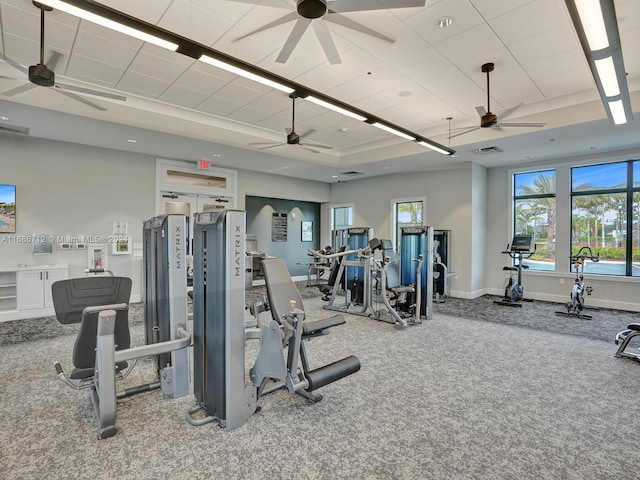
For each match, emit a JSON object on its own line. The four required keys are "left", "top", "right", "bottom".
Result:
{"left": 433, "top": 230, "right": 457, "bottom": 303}
{"left": 142, "top": 214, "right": 191, "bottom": 395}
{"left": 494, "top": 235, "right": 535, "bottom": 307}
{"left": 345, "top": 227, "right": 373, "bottom": 304}
{"left": 187, "top": 210, "right": 360, "bottom": 431}
{"left": 52, "top": 213, "right": 192, "bottom": 438}
{"left": 369, "top": 238, "right": 423, "bottom": 327}
{"left": 400, "top": 226, "right": 434, "bottom": 319}
{"left": 555, "top": 247, "right": 599, "bottom": 319}
{"left": 614, "top": 325, "right": 640, "bottom": 363}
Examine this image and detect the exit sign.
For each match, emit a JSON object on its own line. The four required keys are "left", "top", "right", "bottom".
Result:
{"left": 197, "top": 159, "right": 210, "bottom": 170}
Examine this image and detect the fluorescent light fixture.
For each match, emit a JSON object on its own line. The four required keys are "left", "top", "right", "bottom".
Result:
{"left": 199, "top": 55, "right": 294, "bottom": 94}
{"left": 608, "top": 99, "right": 627, "bottom": 125}
{"left": 573, "top": 0, "right": 609, "bottom": 50}
{"left": 417, "top": 141, "right": 451, "bottom": 155}
{"left": 306, "top": 96, "right": 367, "bottom": 121}
{"left": 38, "top": 1, "right": 179, "bottom": 51}
{"left": 594, "top": 56, "right": 620, "bottom": 96}
{"left": 371, "top": 122, "right": 414, "bottom": 140}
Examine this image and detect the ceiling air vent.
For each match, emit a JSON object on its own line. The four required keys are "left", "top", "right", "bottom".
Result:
{"left": 340, "top": 171, "right": 364, "bottom": 176}
{"left": 0, "top": 124, "right": 29, "bottom": 136}
{"left": 472, "top": 146, "right": 503, "bottom": 155}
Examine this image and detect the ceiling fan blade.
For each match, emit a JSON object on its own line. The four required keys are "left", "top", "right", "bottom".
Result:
{"left": 449, "top": 126, "right": 481, "bottom": 139}
{"left": 276, "top": 18, "right": 312, "bottom": 63}
{"left": 311, "top": 20, "right": 341, "bottom": 65}
{"left": 2, "top": 55, "right": 29, "bottom": 75}
{"left": 53, "top": 88, "right": 106, "bottom": 111}
{"left": 46, "top": 51, "right": 62, "bottom": 72}
{"left": 234, "top": 11, "right": 299, "bottom": 42}
{"left": 496, "top": 122, "right": 546, "bottom": 128}
{"left": 329, "top": 0, "right": 425, "bottom": 13}
{"left": 56, "top": 82, "right": 127, "bottom": 102}
{"left": 298, "top": 129, "right": 316, "bottom": 139}
{"left": 2, "top": 82, "right": 37, "bottom": 97}
{"left": 301, "top": 142, "right": 333, "bottom": 149}
{"left": 498, "top": 103, "right": 523, "bottom": 121}
{"left": 258, "top": 144, "right": 284, "bottom": 150}
{"left": 475, "top": 105, "right": 487, "bottom": 117}
{"left": 325, "top": 12, "right": 393, "bottom": 43}
{"left": 284, "top": 127, "right": 292, "bottom": 135}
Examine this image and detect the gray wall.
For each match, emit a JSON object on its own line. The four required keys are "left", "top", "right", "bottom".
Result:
{"left": 325, "top": 164, "right": 479, "bottom": 297}
{"left": 0, "top": 134, "right": 155, "bottom": 298}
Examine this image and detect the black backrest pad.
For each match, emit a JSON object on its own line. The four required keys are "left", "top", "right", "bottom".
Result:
{"left": 51, "top": 277, "right": 132, "bottom": 369}
{"left": 262, "top": 258, "right": 304, "bottom": 324}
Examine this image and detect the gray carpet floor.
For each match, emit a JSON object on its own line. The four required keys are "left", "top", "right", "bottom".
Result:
{"left": 1, "top": 290, "right": 640, "bottom": 479}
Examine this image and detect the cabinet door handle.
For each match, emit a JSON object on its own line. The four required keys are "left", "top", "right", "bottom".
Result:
{"left": 46, "top": 271, "right": 49, "bottom": 280}
{"left": 40, "top": 272, "right": 43, "bottom": 281}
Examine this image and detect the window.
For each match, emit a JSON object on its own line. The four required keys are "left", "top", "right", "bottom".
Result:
{"left": 571, "top": 161, "right": 639, "bottom": 276}
{"left": 513, "top": 170, "right": 556, "bottom": 271}
{"left": 331, "top": 204, "right": 353, "bottom": 230}
{"left": 393, "top": 198, "right": 424, "bottom": 249}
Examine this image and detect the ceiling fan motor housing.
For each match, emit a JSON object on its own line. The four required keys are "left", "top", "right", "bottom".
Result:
{"left": 287, "top": 131, "right": 301, "bottom": 145}
{"left": 480, "top": 112, "right": 497, "bottom": 127}
{"left": 29, "top": 63, "right": 55, "bottom": 87}
{"left": 297, "top": 0, "right": 327, "bottom": 19}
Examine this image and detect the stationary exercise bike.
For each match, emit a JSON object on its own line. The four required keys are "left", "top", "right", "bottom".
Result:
{"left": 555, "top": 247, "right": 599, "bottom": 320}
{"left": 494, "top": 235, "right": 536, "bottom": 307}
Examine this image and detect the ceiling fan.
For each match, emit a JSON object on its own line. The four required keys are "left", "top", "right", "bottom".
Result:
{"left": 249, "top": 94, "right": 333, "bottom": 153}
{"left": 449, "top": 62, "right": 546, "bottom": 139}
{"left": 0, "top": 1, "right": 126, "bottom": 111}
{"left": 230, "top": 0, "right": 426, "bottom": 65}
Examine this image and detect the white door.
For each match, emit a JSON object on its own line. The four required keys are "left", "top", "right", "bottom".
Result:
{"left": 17, "top": 270, "right": 44, "bottom": 310}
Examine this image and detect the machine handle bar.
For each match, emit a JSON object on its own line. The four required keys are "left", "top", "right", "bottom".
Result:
{"left": 571, "top": 246, "right": 600, "bottom": 263}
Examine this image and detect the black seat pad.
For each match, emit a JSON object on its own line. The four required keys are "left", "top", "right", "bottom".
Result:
{"left": 302, "top": 315, "right": 346, "bottom": 336}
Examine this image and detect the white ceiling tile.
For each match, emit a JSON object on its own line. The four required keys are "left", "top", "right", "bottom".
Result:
{"left": 616, "top": 0, "right": 640, "bottom": 33}
{"left": 128, "top": 50, "right": 189, "bottom": 84}
{"left": 72, "top": 29, "right": 140, "bottom": 68}
{"left": 432, "top": 23, "right": 503, "bottom": 65}
{"left": 158, "top": 0, "right": 231, "bottom": 46}
{"left": 469, "top": 0, "right": 534, "bottom": 21}
{"left": 173, "top": 68, "right": 230, "bottom": 95}
{"left": 525, "top": 50, "right": 594, "bottom": 98}
{"left": 196, "top": 94, "right": 246, "bottom": 116}
{"left": 117, "top": 70, "right": 171, "bottom": 98}
{"left": 404, "top": 0, "right": 484, "bottom": 45}
{"left": 211, "top": 80, "right": 267, "bottom": 105}
{"left": 488, "top": 0, "right": 569, "bottom": 45}
{"left": 157, "top": 83, "right": 210, "bottom": 109}
{"left": 508, "top": 25, "right": 578, "bottom": 66}
{"left": 65, "top": 54, "right": 127, "bottom": 88}
{"left": 99, "top": 0, "right": 173, "bottom": 24}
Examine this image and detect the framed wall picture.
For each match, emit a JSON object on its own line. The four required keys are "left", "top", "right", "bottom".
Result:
{"left": 301, "top": 221, "right": 313, "bottom": 242}
{"left": 112, "top": 237, "right": 131, "bottom": 255}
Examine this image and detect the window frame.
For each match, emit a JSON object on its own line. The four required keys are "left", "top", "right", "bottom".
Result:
{"left": 391, "top": 196, "right": 426, "bottom": 249}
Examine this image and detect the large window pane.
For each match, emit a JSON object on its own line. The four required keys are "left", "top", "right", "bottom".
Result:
{"left": 333, "top": 206, "right": 352, "bottom": 230}
{"left": 634, "top": 192, "right": 640, "bottom": 276}
{"left": 514, "top": 170, "right": 556, "bottom": 271}
{"left": 395, "top": 200, "right": 423, "bottom": 248}
{"left": 571, "top": 192, "right": 626, "bottom": 275}
{"left": 572, "top": 163, "right": 627, "bottom": 192}
{"left": 634, "top": 161, "right": 640, "bottom": 188}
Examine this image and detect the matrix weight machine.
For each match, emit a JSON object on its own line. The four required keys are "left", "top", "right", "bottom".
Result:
{"left": 555, "top": 247, "right": 599, "bottom": 319}
{"left": 187, "top": 210, "right": 360, "bottom": 431}
{"left": 494, "top": 234, "right": 536, "bottom": 307}
{"left": 400, "top": 226, "right": 434, "bottom": 319}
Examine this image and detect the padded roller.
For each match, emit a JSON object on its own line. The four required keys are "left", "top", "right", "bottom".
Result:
{"left": 305, "top": 355, "right": 361, "bottom": 391}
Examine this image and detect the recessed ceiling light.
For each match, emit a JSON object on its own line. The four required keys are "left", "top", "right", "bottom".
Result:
{"left": 435, "top": 16, "right": 454, "bottom": 28}
{"left": 331, "top": 175, "right": 338, "bottom": 178}
{"left": 0, "top": 115, "right": 10, "bottom": 121}
{"left": 282, "top": 166, "right": 289, "bottom": 169}
{"left": 127, "top": 139, "right": 137, "bottom": 143}
{"left": 383, "top": 166, "right": 390, "bottom": 169}
{"left": 339, "top": 127, "right": 348, "bottom": 133}
{"left": 398, "top": 91, "right": 412, "bottom": 97}
{"left": 212, "top": 153, "right": 221, "bottom": 157}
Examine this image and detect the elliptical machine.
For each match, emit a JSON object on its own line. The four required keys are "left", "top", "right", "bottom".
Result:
{"left": 494, "top": 235, "right": 536, "bottom": 307}
{"left": 555, "top": 247, "right": 599, "bottom": 319}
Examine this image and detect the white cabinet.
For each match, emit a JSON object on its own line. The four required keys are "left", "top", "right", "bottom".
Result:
{"left": 0, "top": 265, "right": 69, "bottom": 321}
{"left": 17, "top": 267, "right": 69, "bottom": 310}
